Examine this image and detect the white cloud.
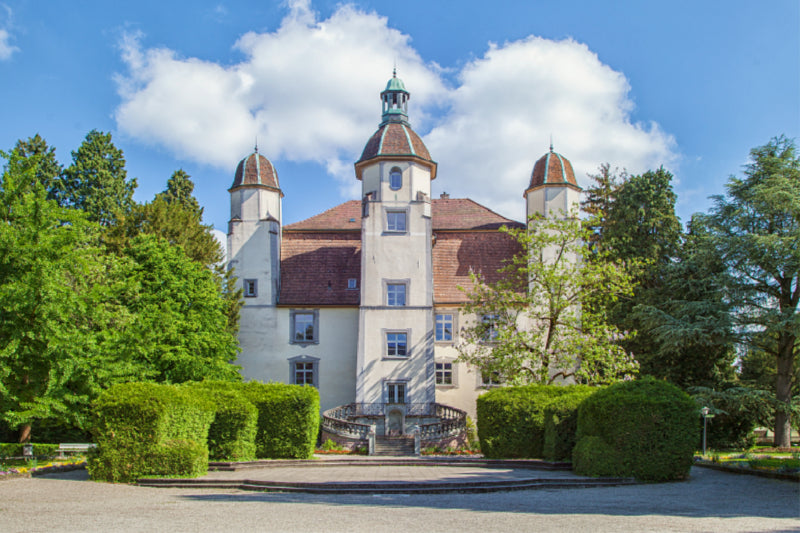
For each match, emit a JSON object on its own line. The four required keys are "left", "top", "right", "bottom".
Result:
{"left": 114, "top": 3, "right": 447, "bottom": 185}
{"left": 425, "top": 37, "right": 676, "bottom": 221}
{"left": 114, "top": 3, "right": 677, "bottom": 219}
{"left": 0, "top": 28, "right": 16, "bottom": 60}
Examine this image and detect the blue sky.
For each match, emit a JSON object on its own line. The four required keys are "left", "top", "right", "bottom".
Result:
{"left": 0, "top": 0, "right": 797, "bottom": 236}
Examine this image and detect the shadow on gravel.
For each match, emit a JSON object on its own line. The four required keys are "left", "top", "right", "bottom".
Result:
{"left": 177, "top": 468, "right": 800, "bottom": 520}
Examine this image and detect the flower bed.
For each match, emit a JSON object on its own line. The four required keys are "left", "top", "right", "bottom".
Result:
{"left": 0, "top": 458, "right": 86, "bottom": 481}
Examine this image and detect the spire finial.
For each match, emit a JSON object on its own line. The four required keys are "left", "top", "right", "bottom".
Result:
{"left": 254, "top": 136, "right": 259, "bottom": 153}
{"left": 549, "top": 135, "right": 554, "bottom": 153}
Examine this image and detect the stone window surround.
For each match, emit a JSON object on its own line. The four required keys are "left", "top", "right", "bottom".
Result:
{"left": 289, "top": 309, "right": 320, "bottom": 346}
{"left": 383, "top": 206, "right": 409, "bottom": 234}
{"left": 389, "top": 166, "right": 403, "bottom": 190}
{"left": 434, "top": 310, "right": 458, "bottom": 343}
{"left": 382, "top": 328, "right": 411, "bottom": 359}
{"left": 435, "top": 360, "right": 457, "bottom": 388}
{"left": 383, "top": 379, "right": 410, "bottom": 404}
{"left": 384, "top": 279, "right": 410, "bottom": 307}
{"left": 288, "top": 354, "right": 320, "bottom": 388}
{"left": 243, "top": 278, "right": 258, "bottom": 298}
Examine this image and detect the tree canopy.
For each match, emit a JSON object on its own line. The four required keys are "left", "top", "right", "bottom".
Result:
{"left": 457, "top": 212, "right": 639, "bottom": 386}
{"left": 697, "top": 135, "right": 800, "bottom": 447}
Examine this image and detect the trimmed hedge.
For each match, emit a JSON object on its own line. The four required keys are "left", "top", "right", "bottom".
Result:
{"left": 572, "top": 377, "right": 697, "bottom": 482}
{"left": 542, "top": 386, "right": 596, "bottom": 461}
{"left": 87, "top": 383, "right": 214, "bottom": 482}
{"left": 477, "top": 384, "right": 580, "bottom": 458}
{"left": 184, "top": 382, "right": 257, "bottom": 461}
{"left": 241, "top": 382, "right": 320, "bottom": 459}
{"left": 0, "top": 443, "right": 60, "bottom": 457}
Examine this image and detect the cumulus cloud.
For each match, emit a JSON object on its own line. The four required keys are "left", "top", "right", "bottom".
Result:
{"left": 114, "top": 1, "right": 447, "bottom": 188}
{"left": 114, "top": 2, "right": 676, "bottom": 219}
{"left": 425, "top": 37, "right": 676, "bottom": 221}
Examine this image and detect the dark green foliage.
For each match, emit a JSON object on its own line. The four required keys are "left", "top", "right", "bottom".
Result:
{"left": 0, "top": 443, "right": 59, "bottom": 457}
{"left": 542, "top": 386, "right": 597, "bottom": 461}
{"left": 697, "top": 136, "right": 800, "bottom": 446}
{"left": 476, "top": 384, "right": 579, "bottom": 458}
{"left": 241, "top": 382, "right": 320, "bottom": 459}
{"left": 88, "top": 383, "right": 214, "bottom": 482}
{"left": 59, "top": 130, "right": 137, "bottom": 226}
{"left": 690, "top": 386, "right": 783, "bottom": 449}
{"left": 184, "top": 382, "right": 257, "bottom": 461}
{"left": 156, "top": 169, "right": 202, "bottom": 216}
{"left": 573, "top": 377, "right": 697, "bottom": 481}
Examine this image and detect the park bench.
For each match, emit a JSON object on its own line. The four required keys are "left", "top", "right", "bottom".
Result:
{"left": 57, "top": 443, "right": 96, "bottom": 458}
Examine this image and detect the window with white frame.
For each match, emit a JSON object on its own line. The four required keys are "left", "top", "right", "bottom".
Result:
{"left": 386, "top": 331, "right": 408, "bottom": 357}
{"left": 435, "top": 313, "right": 454, "bottom": 342}
{"left": 386, "top": 382, "right": 406, "bottom": 404}
{"left": 347, "top": 278, "right": 358, "bottom": 290}
{"left": 386, "top": 210, "right": 407, "bottom": 232}
{"left": 288, "top": 355, "right": 319, "bottom": 387}
{"left": 290, "top": 310, "right": 319, "bottom": 344}
{"left": 243, "top": 279, "right": 258, "bottom": 298}
{"left": 435, "top": 362, "right": 454, "bottom": 386}
{"left": 386, "top": 283, "right": 407, "bottom": 306}
{"left": 389, "top": 167, "right": 402, "bottom": 190}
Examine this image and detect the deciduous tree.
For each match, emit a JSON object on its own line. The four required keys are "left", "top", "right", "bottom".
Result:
{"left": 457, "top": 212, "right": 639, "bottom": 386}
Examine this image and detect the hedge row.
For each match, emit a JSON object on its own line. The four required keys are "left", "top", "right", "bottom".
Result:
{"left": 542, "top": 387, "right": 597, "bottom": 461}
{"left": 477, "top": 384, "right": 594, "bottom": 459}
{"left": 572, "top": 377, "right": 697, "bottom": 482}
{"left": 87, "top": 381, "right": 319, "bottom": 482}
{"left": 0, "top": 443, "right": 60, "bottom": 457}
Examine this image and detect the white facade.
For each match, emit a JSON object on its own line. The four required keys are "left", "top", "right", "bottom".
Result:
{"left": 227, "top": 75, "right": 581, "bottom": 420}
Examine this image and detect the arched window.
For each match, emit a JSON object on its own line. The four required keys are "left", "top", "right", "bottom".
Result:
{"left": 389, "top": 168, "right": 402, "bottom": 190}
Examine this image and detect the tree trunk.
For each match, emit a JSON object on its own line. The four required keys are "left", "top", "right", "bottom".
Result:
{"left": 18, "top": 424, "right": 31, "bottom": 444}
{"left": 774, "top": 333, "right": 795, "bottom": 448}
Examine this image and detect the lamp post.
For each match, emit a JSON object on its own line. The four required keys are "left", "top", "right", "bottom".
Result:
{"left": 700, "top": 407, "right": 710, "bottom": 457}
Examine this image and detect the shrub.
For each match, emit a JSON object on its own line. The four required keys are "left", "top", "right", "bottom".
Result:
{"left": 0, "top": 443, "right": 60, "bottom": 457}
{"left": 573, "top": 377, "right": 697, "bottom": 482}
{"left": 88, "top": 383, "right": 214, "bottom": 482}
{"left": 241, "top": 382, "right": 319, "bottom": 459}
{"left": 477, "top": 384, "right": 578, "bottom": 458}
{"left": 184, "top": 382, "right": 257, "bottom": 461}
{"left": 542, "top": 386, "right": 597, "bottom": 461}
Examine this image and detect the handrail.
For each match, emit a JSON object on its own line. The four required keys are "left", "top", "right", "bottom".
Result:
{"left": 322, "top": 402, "right": 467, "bottom": 442}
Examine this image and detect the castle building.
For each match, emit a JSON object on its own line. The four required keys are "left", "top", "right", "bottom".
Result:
{"left": 227, "top": 72, "right": 580, "bottom": 444}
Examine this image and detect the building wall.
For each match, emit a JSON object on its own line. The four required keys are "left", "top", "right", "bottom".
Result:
{"left": 237, "top": 306, "right": 359, "bottom": 412}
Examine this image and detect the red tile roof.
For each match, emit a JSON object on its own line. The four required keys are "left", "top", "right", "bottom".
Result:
{"left": 280, "top": 198, "right": 523, "bottom": 306}
{"left": 432, "top": 231, "right": 523, "bottom": 304}
{"left": 279, "top": 232, "right": 361, "bottom": 306}
{"left": 286, "top": 199, "right": 522, "bottom": 232}
{"left": 357, "top": 122, "right": 433, "bottom": 163}
{"left": 230, "top": 152, "right": 281, "bottom": 191}
{"left": 526, "top": 149, "right": 578, "bottom": 191}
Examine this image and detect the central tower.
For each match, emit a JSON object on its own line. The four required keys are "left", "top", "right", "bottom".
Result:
{"left": 353, "top": 71, "right": 438, "bottom": 418}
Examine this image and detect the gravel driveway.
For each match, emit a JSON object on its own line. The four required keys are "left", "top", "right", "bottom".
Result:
{"left": 0, "top": 466, "right": 797, "bottom": 532}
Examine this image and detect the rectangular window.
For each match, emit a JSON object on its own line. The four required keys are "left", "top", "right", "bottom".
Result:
{"left": 386, "top": 332, "right": 408, "bottom": 357}
{"left": 435, "top": 362, "right": 454, "bottom": 386}
{"left": 244, "top": 279, "right": 258, "bottom": 298}
{"left": 290, "top": 310, "right": 319, "bottom": 344}
{"left": 289, "top": 356, "right": 319, "bottom": 387}
{"left": 387, "top": 382, "right": 406, "bottom": 404}
{"left": 386, "top": 210, "right": 407, "bottom": 232}
{"left": 347, "top": 278, "right": 358, "bottom": 290}
{"left": 294, "top": 362, "right": 315, "bottom": 385}
{"left": 387, "top": 283, "right": 406, "bottom": 306}
{"left": 481, "top": 370, "right": 502, "bottom": 387}
{"left": 482, "top": 314, "right": 499, "bottom": 341}
{"left": 435, "top": 314, "right": 454, "bottom": 342}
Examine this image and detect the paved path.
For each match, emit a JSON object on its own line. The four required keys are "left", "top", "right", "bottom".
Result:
{"left": 1, "top": 465, "right": 798, "bottom": 532}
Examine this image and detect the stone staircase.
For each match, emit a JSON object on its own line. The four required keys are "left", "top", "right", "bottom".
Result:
{"left": 373, "top": 436, "right": 416, "bottom": 456}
